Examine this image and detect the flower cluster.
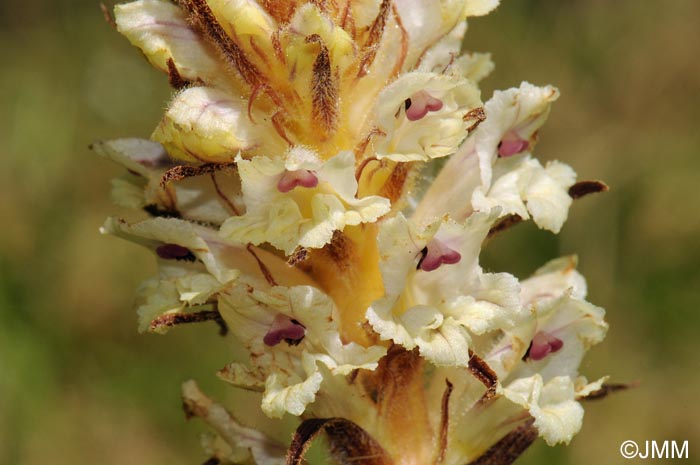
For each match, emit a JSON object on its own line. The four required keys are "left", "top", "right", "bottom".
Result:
{"left": 97, "top": 1, "right": 611, "bottom": 464}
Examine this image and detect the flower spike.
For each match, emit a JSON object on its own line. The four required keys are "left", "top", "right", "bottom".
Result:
{"left": 98, "top": 1, "right": 613, "bottom": 463}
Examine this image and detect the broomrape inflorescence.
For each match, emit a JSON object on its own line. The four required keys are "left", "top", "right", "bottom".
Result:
{"left": 96, "top": 1, "right": 616, "bottom": 464}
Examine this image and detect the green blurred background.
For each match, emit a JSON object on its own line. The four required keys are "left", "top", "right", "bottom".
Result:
{"left": 1, "top": 0, "right": 698, "bottom": 463}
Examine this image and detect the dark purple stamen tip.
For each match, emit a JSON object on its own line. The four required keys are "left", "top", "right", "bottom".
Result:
{"left": 405, "top": 90, "right": 444, "bottom": 121}
{"left": 277, "top": 170, "right": 319, "bottom": 193}
{"left": 418, "top": 239, "right": 462, "bottom": 272}
{"left": 525, "top": 331, "right": 564, "bottom": 361}
{"left": 498, "top": 133, "right": 530, "bottom": 157}
{"left": 263, "top": 314, "right": 306, "bottom": 347}
{"left": 156, "top": 243, "right": 196, "bottom": 262}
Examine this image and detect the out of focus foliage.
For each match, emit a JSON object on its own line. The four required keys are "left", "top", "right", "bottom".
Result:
{"left": 1, "top": 0, "right": 698, "bottom": 464}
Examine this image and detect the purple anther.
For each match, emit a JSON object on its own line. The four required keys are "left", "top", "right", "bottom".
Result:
{"left": 418, "top": 239, "right": 462, "bottom": 272}
{"left": 263, "top": 314, "right": 306, "bottom": 346}
{"left": 156, "top": 243, "right": 196, "bottom": 262}
{"left": 498, "top": 132, "right": 530, "bottom": 157}
{"left": 277, "top": 170, "right": 319, "bottom": 193}
{"left": 405, "top": 90, "right": 444, "bottom": 121}
{"left": 527, "top": 330, "right": 564, "bottom": 361}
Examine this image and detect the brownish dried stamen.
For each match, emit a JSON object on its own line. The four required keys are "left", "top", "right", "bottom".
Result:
{"left": 354, "top": 128, "right": 386, "bottom": 159}
{"left": 247, "top": 83, "right": 267, "bottom": 123}
{"left": 568, "top": 180, "right": 609, "bottom": 199}
{"left": 210, "top": 173, "right": 241, "bottom": 215}
{"left": 464, "top": 107, "right": 487, "bottom": 133}
{"left": 149, "top": 310, "right": 228, "bottom": 335}
{"left": 355, "top": 156, "right": 378, "bottom": 180}
{"left": 466, "top": 419, "right": 538, "bottom": 465}
{"left": 468, "top": 350, "right": 498, "bottom": 402}
{"left": 436, "top": 379, "right": 454, "bottom": 464}
{"left": 272, "top": 111, "right": 294, "bottom": 145}
{"left": 307, "top": 35, "right": 338, "bottom": 138}
{"left": 249, "top": 36, "right": 272, "bottom": 68}
{"left": 246, "top": 244, "right": 278, "bottom": 286}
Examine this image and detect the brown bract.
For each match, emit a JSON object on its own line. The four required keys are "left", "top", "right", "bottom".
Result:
{"left": 288, "top": 417, "right": 390, "bottom": 465}
{"left": 465, "top": 420, "right": 538, "bottom": 465}
{"left": 149, "top": 309, "right": 228, "bottom": 335}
